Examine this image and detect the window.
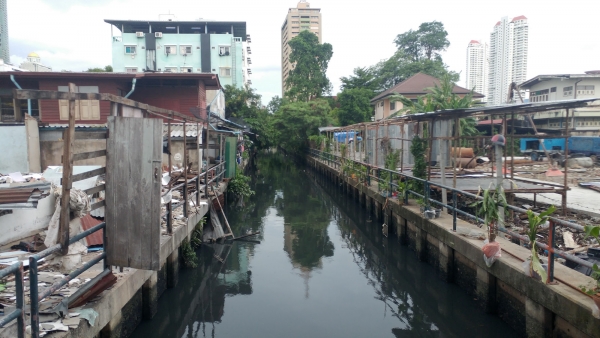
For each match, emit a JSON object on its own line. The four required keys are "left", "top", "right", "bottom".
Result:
{"left": 164, "top": 45, "right": 176, "bottom": 55}
{"left": 550, "top": 87, "right": 556, "bottom": 93}
{"left": 311, "top": 16, "right": 319, "bottom": 18}
{"left": 180, "top": 67, "right": 193, "bottom": 73}
{"left": 57, "top": 86, "right": 100, "bottom": 120}
{"left": 390, "top": 101, "right": 396, "bottom": 110}
{"left": 219, "top": 46, "right": 231, "bottom": 56}
{"left": 125, "top": 46, "right": 136, "bottom": 54}
{"left": 180, "top": 45, "right": 192, "bottom": 55}
{"left": 164, "top": 67, "right": 178, "bottom": 73}
{"left": 125, "top": 67, "right": 137, "bottom": 73}
{"left": 220, "top": 68, "right": 231, "bottom": 77}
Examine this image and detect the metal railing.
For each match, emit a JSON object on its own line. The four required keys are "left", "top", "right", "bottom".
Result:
{"left": 309, "top": 149, "right": 594, "bottom": 284}
{"left": 0, "top": 262, "right": 25, "bottom": 337}
{"left": 163, "top": 161, "right": 226, "bottom": 231}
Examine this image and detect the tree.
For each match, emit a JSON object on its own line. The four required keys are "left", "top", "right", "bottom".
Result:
{"left": 372, "top": 51, "right": 458, "bottom": 91}
{"left": 285, "top": 31, "right": 333, "bottom": 102}
{"left": 340, "top": 67, "right": 379, "bottom": 96}
{"left": 86, "top": 65, "right": 113, "bottom": 72}
{"left": 394, "top": 21, "right": 449, "bottom": 61}
{"left": 271, "top": 99, "right": 331, "bottom": 153}
{"left": 223, "top": 84, "right": 262, "bottom": 119}
{"left": 337, "top": 88, "right": 372, "bottom": 126}
{"left": 267, "top": 95, "right": 284, "bottom": 114}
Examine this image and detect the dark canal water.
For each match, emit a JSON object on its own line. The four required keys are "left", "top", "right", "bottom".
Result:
{"left": 132, "top": 154, "right": 515, "bottom": 338}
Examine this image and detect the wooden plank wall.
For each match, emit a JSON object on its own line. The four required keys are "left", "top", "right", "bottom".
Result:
{"left": 106, "top": 116, "right": 161, "bottom": 270}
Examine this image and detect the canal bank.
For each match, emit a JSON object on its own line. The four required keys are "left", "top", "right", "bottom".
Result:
{"left": 131, "top": 154, "right": 515, "bottom": 338}
{"left": 308, "top": 153, "right": 600, "bottom": 338}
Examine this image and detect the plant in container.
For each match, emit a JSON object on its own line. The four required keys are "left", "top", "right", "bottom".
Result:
{"left": 580, "top": 225, "right": 600, "bottom": 316}
{"left": 471, "top": 184, "right": 508, "bottom": 267}
{"left": 524, "top": 205, "right": 556, "bottom": 283}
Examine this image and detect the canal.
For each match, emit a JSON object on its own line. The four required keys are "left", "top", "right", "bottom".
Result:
{"left": 132, "top": 154, "right": 516, "bottom": 338}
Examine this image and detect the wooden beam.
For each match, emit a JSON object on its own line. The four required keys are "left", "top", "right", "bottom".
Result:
{"left": 13, "top": 89, "right": 205, "bottom": 125}
{"left": 84, "top": 184, "right": 105, "bottom": 196}
{"left": 72, "top": 167, "right": 106, "bottom": 183}
{"left": 58, "top": 83, "right": 77, "bottom": 256}
{"left": 90, "top": 200, "right": 106, "bottom": 211}
{"left": 73, "top": 150, "right": 107, "bottom": 162}
{"left": 74, "top": 131, "right": 107, "bottom": 140}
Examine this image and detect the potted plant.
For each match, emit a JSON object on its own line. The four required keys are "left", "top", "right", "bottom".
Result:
{"left": 471, "top": 184, "right": 508, "bottom": 267}
{"left": 416, "top": 198, "right": 426, "bottom": 213}
{"left": 524, "top": 206, "right": 555, "bottom": 283}
{"left": 581, "top": 225, "right": 600, "bottom": 313}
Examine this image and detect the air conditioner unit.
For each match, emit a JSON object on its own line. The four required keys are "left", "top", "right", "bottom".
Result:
{"left": 155, "top": 32, "right": 163, "bottom": 38}
{"left": 136, "top": 32, "right": 144, "bottom": 38}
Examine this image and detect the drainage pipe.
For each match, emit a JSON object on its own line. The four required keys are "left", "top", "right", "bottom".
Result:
{"left": 124, "top": 78, "right": 137, "bottom": 98}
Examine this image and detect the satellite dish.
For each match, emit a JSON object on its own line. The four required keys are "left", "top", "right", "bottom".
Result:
{"left": 491, "top": 134, "right": 505, "bottom": 147}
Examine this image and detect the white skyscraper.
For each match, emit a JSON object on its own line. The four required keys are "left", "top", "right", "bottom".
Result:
{"left": 465, "top": 40, "right": 488, "bottom": 101}
{"left": 488, "top": 15, "right": 528, "bottom": 105}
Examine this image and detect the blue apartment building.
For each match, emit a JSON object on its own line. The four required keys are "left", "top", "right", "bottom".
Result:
{"left": 105, "top": 19, "right": 250, "bottom": 88}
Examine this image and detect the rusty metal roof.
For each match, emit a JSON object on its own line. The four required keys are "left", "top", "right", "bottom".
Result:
{"left": 0, "top": 188, "right": 41, "bottom": 205}
{"left": 80, "top": 215, "right": 104, "bottom": 247}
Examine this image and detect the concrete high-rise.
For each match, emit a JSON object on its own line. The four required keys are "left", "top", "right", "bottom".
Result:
{"left": 465, "top": 40, "right": 488, "bottom": 101}
{"left": 281, "top": 1, "right": 322, "bottom": 95}
{"left": 0, "top": 0, "right": 9, "bottom": 63}
{"left": 487, "top": 15, "right": 528, "bottom": 105}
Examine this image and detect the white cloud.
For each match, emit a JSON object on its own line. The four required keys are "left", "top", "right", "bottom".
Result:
{"left": 6, "top": 0, "right": 600, "bottom": 104}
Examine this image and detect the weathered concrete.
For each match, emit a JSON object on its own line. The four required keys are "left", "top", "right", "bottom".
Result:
{"left": 308, "top": 156, "right": 600, "bottom": 338}
{"left": 167, "top": 249, "right": 180, "bottom": 288}
{"left": 142, "top": 271, "right": 158, "bottom": 320}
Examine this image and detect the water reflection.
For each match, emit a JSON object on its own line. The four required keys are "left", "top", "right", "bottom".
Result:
{"left": 131, "top": 153, "right": 515, "bottom": 338}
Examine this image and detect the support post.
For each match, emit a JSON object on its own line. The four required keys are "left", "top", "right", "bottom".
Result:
{"left": 183, "top": 121, "right": 188, "bottom": 217}
{"left": 563, "top": 109, "right": 570, "bottom": 216}
{"left": 495, "top": 143, "right": 504, "bottom": 233}
{"left": 58, "top": 83, "right": 77, "bottom": 256}
{"left": 167, "top": 120, "right": 173, "bottom": 234}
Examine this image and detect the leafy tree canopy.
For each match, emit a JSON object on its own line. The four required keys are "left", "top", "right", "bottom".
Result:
{"left": 394, "top": 21, "right": 450, "bottom": 61}
{"left": 340, "top": 67, "right": 379, "bottom": 96}
{"left": 337, "top": 88, "right": 373, "bottom": 126}
{"left": 271, "top": 99, "right": 331, "bottom": 153}
{"left": 224, "top": 84, "right": 262, "bottom": 120}
{"left": 285, "top": 31, "right": 333, "bottom": 102}
{"left": 86, "top": 65, "right": 113, "bottom": 72}
{"left": 266, "top": 95, "right": 284, "bottom": 114}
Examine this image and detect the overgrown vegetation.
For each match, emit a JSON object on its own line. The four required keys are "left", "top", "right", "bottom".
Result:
{"left": 525, "top": 206, "right": 555, "bottom": 283}
{"left": 471, "top": 184, "right": 508, "bottom": 242}
{"left": 181, "top": 238, "right": 198, "bottom": 268}
{"left": 581, "top": 225, "right": 600, "bottom": 294}
{"left": 228, "top": 171, "right": 255, "bottom": 199}
{"left": 410, "top": 135, "right": 427, "bottom": 191}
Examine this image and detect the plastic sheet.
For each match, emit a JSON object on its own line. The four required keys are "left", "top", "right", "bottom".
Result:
{"left": 482, "top": 240, "right": 501, "bottom": 267}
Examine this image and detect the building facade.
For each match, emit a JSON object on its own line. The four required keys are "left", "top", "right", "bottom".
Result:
{"left": 19, "top": 52, "right": 52, "bottom": 72}
{"left": 520, "top": 71, "right": 600, "bottom": 134}
{"left": 488, "top": 15, "right": 528, "bottom": 105}
{"left": 105, "top": 19, "right": 249, "bottom": 88}
{"left": 465, "top": 40, "right": 488, "bottom": 101}
{"left": 370, "top": 73, "right": 484, "bottom": 121}
{"left": 281, "top": 1, "right": 322, "bottom": 95}
{"left": 0, "top": 0, "right": 8, "bottom": 64}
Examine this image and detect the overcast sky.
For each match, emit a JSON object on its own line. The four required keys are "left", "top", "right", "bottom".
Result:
{"left": 7, "top": 0, "right": 600, "bottom": 104}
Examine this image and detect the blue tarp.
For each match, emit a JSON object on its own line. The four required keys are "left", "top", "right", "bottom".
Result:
{"left": 333, "top": 131, "right": 362, "bottom": 143}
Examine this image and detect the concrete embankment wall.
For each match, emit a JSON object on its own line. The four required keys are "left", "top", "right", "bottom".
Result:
{"left": 308, "top": 156, "right": 600, "bottom": 338}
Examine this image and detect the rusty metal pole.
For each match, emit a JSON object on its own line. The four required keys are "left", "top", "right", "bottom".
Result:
{"left": 183, "top": 120, "right": 188, "bottom": 217}
{"left": 58, "top": 83, "right": 77, "bottom": 256}
{"left": 453, "top": 117, "right": 459, "bottom": 189}
{"left": 511, "top": 112, "right": 515, "bottom": 180}
{"left": 167, "top": 119, "right": 173, "bottom": 234}
{"left": 196, "top": 122, "right": 200, "bottom": 206}
{"left": 503, "top": 114, "right": 508, "bottom": 178}
{"left": 427, "top": 119, "right": 434, "bottom": 181}
{"left": 563, "top": 108, "right": 570, "bottom": 215}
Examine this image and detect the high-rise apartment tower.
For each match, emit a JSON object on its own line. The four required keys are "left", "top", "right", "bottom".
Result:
{"left": 465, "top": 40, "right": 488, "bottom": 101}
{"left": 0, "top": 0, "right": 9, "bottom": 63}
{"left": 487, "top": 15, "right": 528, "bottom": 105}
{"left": 281, "top": 1, "right": 322, "bottom": 95}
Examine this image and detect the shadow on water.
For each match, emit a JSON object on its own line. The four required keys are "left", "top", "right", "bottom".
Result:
{"left": 131, "top": 153, "right": 516, "bottom": 338}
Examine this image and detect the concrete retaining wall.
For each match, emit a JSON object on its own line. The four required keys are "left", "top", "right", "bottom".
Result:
{"left": 308, "top": 156, "right": 600, "bottom": 338}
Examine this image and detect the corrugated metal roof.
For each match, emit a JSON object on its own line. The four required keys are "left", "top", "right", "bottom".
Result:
{"left": 80, "top": 214, "right": 104, "bottom": 247}
{"left": 0, "top": 188, "right": 41, "bottom": 205}
{"left": 163, "top": 123, "right": 202, "bottom": 138}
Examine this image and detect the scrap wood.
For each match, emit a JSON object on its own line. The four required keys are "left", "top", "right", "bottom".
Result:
{"left": 233, "top": 232, "right": 260, "bottom": 240}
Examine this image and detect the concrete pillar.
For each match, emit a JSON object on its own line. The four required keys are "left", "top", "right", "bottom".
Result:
{"left": 142, "top": 272, "right": 158, "bottom": 319}
{"left": 383, "top": 209, "right": 392, "bottom": 234}
{"left": 394, "top": 214, "right": 407, "bottom": 244}
{"left": 415, "top": 226, "right": 427, "bottom": 261}
{"left": 438, "top": 242, "right": 454, "bottom": 282}
{"left": 366, "top": 196, "right": 372, "bottom": 213}
{"left": 359, "top": 191, "right": 365, "bottom": 206}
{"left": 100, "top": 310, "right": 122, "bottom": 338}
{"left": 374, "top": 201, "right": 383, "bottom": 221}
{"left": 476, "top": 266, "right": 497, "bottom": 313}
{"left": 167, "top": 249, "right": 180, "bottom": 288}
{"left": 526, "top": 298, "right": 553, "bottom": 338}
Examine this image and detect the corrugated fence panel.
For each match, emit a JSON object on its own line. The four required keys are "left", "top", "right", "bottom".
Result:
{"left": 106, "top": 117, "right": 161, "bottom": 270}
